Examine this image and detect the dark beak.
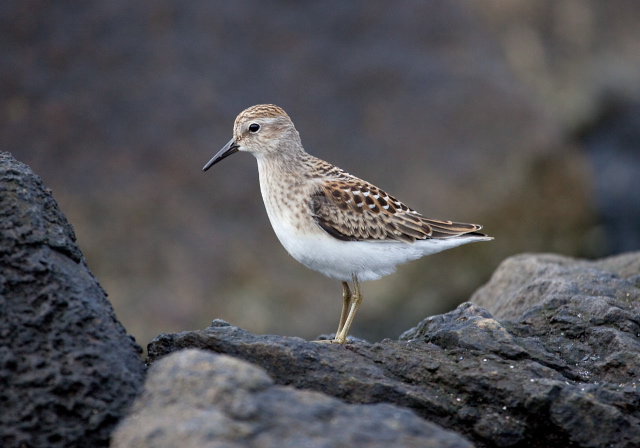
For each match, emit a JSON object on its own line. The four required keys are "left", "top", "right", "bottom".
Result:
{"left": 203, "top": 138, "right": 240, "bottom": 171}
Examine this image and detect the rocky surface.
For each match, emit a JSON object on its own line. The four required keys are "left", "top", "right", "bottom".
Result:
{"left": 112, "top": 349, "right": 473, "bottom": 448}
{"left": 0, "top": 152, "right": 146, "bottom": 448}
{"left": 1, "top": 148, "right": 638, "bottom": 447}
{"left": 147, "top": 252, "right": 640, "bottom": 448}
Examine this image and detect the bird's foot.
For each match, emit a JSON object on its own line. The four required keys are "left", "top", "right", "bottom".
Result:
{"left": 311, "top": 335, "right": 347, "bottom": 344}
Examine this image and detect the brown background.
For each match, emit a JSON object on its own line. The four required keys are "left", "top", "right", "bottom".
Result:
{"left": 2, "top": 0, "right": 639, "bottom": 347}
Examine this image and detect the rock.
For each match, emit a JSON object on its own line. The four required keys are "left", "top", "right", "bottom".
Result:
{"left": 0, "top": 153, "right": 146, "bottom": 448}
{"left": 148, "top": 252, "right": 640, "bottom": 448}
{"left": 470, "top": 252, "right": 640, "bottom": 320}
{"left": 469, "top": 252, "right": 640, "bottom": 385}
{"left": 111, "top": 349, "right": 474, "bottom": 448}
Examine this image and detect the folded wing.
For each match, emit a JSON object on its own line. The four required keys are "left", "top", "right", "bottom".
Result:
{"left": 310, "top": 178, "right": 486, "bottom": 243}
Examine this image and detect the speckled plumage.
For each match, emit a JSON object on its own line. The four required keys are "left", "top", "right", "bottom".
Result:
{"left": 204, "top": 104, "right": 493, "bottom": 343}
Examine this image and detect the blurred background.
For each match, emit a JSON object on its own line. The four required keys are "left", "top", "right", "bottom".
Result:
{"left": 2, "top": 1, "right": 639, "bottom": 347}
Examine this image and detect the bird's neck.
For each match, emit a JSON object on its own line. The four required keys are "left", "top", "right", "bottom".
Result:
{"left": 256, "top": 148, "right": 313, "bottom": 184}
{"left": 256, "top": 149, "right": 319, "bottom": 213}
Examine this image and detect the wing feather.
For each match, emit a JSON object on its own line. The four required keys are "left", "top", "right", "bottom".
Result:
{"left": 309, "top": 176, "right": 486, "bottom": 243}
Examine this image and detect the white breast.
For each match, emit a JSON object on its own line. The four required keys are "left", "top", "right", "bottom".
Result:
{"left": 256, "top": 158, "right": 490, "bottom": 282}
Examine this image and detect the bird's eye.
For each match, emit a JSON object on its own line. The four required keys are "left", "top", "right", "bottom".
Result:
{"left": 248, "top": 123, "right": 260, "bottom": 133}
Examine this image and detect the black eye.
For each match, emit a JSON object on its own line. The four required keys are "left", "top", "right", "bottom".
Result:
{"left": 248, "top": 123, "right": 260, "bottom": 133}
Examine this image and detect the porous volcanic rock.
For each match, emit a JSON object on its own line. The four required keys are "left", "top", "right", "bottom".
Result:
{"left": 112, "top": 349, "right": 474, "bottom": 448}
{"left": 0, "top": 152, "right": 146, "bottom": 448}
{"left": 147, "top": 252, "right": 640, "bottom": 448}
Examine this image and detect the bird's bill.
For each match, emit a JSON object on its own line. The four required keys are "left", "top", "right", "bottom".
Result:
{"left": 203, "top": 138, "right": 240, "bottom": 171}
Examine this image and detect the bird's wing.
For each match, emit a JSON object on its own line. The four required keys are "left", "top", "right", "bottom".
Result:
{"left": 309, "top": 176, "right": 485, "bottom": 243}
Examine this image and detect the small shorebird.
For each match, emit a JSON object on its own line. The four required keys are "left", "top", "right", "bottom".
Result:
{"left": 203, "top": 104, "right": 492, "bottom": 344}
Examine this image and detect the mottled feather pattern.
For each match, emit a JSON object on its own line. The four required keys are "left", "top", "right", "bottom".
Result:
{"left": 205, "top": 104, "right": 493, "bottom": 343}
{"left": 309, "top": 163, "right": 484, "bottom": 243}
{"left": 237, "top": 104, "right": 290, "bottom": 120}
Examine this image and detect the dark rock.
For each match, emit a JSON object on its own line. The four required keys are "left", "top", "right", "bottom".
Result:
{"left": 0, "top": 152, "right": 146, "bottom": 448}
{"left": 112, "top": 349, "right": 474, "bottom": 448}
{"left": 148, "top": 252, "right": 640, "bottom": 448}
{"left": 470, "top": 252, "right": 640, "bottom": 318}
{"left": 470, "top": 252, "right": 640, "bottom": 385}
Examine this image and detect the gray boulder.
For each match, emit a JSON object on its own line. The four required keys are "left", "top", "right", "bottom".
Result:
{"left": 0, "top": 152, "right": 146, "bottom": 448}
{"left": 111, "top": 349, "right": 473, "bottom": 448}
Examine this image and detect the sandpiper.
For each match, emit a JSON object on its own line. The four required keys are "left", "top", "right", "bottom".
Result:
{"left": 203, "top": 104, "right": 492, "bottom": 344}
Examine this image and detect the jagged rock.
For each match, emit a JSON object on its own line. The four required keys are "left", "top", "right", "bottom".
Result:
{"left": 147, "top": 252, "right": 640, "bottom": 448}
{"left": 471, "top": 251, "right": 640, "bottom": 319}
{"left": 111, "top": 349, "right": 474, "bottom": 448}
{"left": 5, "top": 144, "right": 635, "bottom": 447}
{"left": 0, "top": 153, "right": 146, "bottom": 448}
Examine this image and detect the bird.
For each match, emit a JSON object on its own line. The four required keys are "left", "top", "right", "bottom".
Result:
{"left": 203, "top": 104, "right": 493, "bottom": 344}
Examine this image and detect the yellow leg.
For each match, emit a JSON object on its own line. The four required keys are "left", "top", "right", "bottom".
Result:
{"left": 332, "top": 274, "right": 362, "bottom": 344}
{"left": 336, "top": 281, "right": 351, "bottom": 336}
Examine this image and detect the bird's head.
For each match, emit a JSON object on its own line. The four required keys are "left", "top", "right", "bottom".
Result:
{"left": 203, "top": 104, "right": 302, "bottom": 171}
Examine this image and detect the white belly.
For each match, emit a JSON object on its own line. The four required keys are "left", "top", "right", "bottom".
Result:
{"left": 256, "top": 159, "right": 489, "bottom": 282}
{"left": 264, "top": 202, "right": 487, "bottom": 282}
